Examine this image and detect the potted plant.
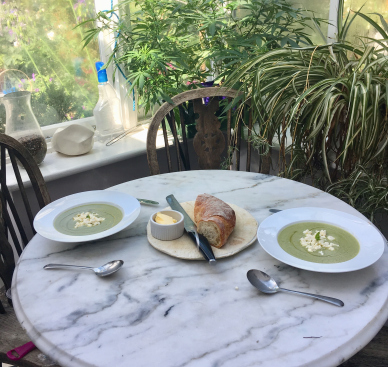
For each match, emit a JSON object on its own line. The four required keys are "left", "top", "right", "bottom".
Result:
{"left": 81, "top": 0, "right": 316, "bottom": 115}
{"left": 226, "top": 1, "right": 388, "bottom": 221}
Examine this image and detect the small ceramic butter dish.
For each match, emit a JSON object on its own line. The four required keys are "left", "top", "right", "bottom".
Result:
{"left": 150, "top": 210, "right": 184, "bottom": 241}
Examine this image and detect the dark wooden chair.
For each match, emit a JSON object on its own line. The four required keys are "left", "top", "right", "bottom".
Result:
{"left": 0, "top": 133, "right": 60, "bottom": 366}
{"left": 146, "top": 87, "right": 271, "bottom": 175}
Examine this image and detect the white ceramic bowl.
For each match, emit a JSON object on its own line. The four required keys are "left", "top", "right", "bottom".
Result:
{"left": 150, "top": 210, "right": 184, "bottom": 241}
{"left": 257, "top": 207, "right": 385, "bottom": 273}
{"left": 34, "top": 190, "right": 140, "bottom": 243}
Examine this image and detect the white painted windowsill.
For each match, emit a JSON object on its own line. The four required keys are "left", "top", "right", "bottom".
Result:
{"left": 7, "top": 117, "right": 288, "bottom": 193}
{"left": 6, "top": 120, "right": 164, "bottom": 192}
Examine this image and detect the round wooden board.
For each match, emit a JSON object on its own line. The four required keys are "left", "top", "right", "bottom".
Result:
{"left": 147, "top": 201, "right": 258, "bottom": 260}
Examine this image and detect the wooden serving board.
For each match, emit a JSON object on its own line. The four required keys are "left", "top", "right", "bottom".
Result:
{"left": 147, "top": 201, "right": 258, "bottom": 260}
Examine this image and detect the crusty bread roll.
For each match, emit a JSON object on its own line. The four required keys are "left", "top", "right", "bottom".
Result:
{"left": 194, "top": 193, "right": 236, "bottom": 248}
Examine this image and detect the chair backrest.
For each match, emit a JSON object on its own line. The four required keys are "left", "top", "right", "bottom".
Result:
{"left": 0, "top": 133, "right": 50, "bottom": 309}
{"left": 147, "top": 87, "right": 257, "bottom": 175}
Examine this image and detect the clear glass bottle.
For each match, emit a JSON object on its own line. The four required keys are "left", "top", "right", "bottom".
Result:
{"left": 93, "top": 62, "right": 124, "bottom": 142}
{"left": 3, "top": 91, "right": 47, "bottom": 165}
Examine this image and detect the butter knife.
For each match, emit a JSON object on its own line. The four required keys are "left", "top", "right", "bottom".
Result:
{"left": 166, "top": 194, "right": 216, "bottom": 263}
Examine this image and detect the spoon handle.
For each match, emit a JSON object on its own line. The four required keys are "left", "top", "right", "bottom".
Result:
{"left": 279, "top": 288, "right": 344, "bottom": 307}
{"left": 137, "top": 198, "right": 159, "bottom": 206}
{"left": 44, "top": 264, "right": 94, "bottom": 271}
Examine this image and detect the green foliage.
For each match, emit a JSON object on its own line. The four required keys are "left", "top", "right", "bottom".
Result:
{"left": 327, "top": 164, "right": 388, "bottom": 223}
{"left": 82, "top": 0, "right": 316, "bottom": 113}
{"left": 0, "top": 0, "right": 99, "bottom": 126}
{"left": 226, "top": 1, "right": 388, "bottom": 221}
{"left": 203, "top": 0, "right": 316, "bottom": 75}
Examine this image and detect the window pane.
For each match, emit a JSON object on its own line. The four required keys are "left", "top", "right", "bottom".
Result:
{"left": 0, "top": 0, "right": 99, "bottom": 129}
{"left": 291, "top": 0, "right": 331, "bottom": 44}
{"left": 343, "top": 0, "right": 388, "bottom": 44}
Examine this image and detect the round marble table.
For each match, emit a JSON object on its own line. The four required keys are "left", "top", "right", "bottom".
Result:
{"left": 12, "top": 171, "right": 388, "bottom": 367}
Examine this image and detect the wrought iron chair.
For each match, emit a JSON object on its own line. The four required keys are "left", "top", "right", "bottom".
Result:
{"left": 146, "top": 87, "right": 271, "bottom": 175}
{"left": 0, "top": 133, "right": 60, "bottom": 366}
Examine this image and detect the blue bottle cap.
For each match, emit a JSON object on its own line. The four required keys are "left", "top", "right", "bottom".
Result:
{"left": 95, "top": 61, "right": 108, "bottom": 83}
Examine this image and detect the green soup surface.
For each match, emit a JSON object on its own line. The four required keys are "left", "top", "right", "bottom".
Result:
{"left": 277, "top": 222, "right": 360, "bottom": 264}
{"left": 54, "top": 204, "right": 123, "bottom": 236}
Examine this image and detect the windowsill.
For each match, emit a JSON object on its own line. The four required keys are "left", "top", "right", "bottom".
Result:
{"left": 6, "top": 121, "right": 169, "bottom": 192}
{"left": 40, "top": 116, "right": 97, "bottom": 138}
{"left": 7, "top": 117, "right": 288, "bottom": 193}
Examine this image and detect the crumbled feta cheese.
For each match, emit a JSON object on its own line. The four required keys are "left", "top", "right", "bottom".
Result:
{"left": 300, "top": 229, "right": 338, "bottom": 253}
{"left": 73, "top": 212, "right": 105, "bottom": 228}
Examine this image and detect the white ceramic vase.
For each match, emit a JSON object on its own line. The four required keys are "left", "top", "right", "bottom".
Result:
{"left": 52, "top": 124, "right": 95, "bottom": 156}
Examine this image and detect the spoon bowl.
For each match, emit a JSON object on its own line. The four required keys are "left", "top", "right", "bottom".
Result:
{"left": 44, "top": 260, "right": 124, "bottom": 277}
{"left": 247, "top": 269, "right": 344, "bottom": 307}
{"left": 93, "top": 260, "right": 124, "bottom": 276}
{"left": 247, "top": 269, "right": 279, "bottom": 294}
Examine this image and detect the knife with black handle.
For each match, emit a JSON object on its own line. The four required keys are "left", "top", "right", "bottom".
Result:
{"left": 166, "top": 194, "right": 216, "bottom": 263}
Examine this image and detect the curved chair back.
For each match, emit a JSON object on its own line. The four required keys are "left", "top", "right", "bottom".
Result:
{"left": 147, "top": 87, "right": 259, "bottom": 175}
{"left": 0, "top": 133, "right": 50, "bottom": 311}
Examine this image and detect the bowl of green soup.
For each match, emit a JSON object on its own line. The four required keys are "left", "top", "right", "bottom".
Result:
{"left": 257, "top": 207, "right": 385, "bottom": 272}
{"left": 34, "top": 190, "right": 141, "bottom": 243}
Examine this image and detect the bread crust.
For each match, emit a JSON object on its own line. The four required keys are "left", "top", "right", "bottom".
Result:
{"left": 194, "top": 193, "right": 236, "bottom": 248}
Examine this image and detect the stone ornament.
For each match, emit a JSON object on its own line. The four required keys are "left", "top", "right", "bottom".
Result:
{"left": 52, "top": 124, "right": 94, "bottom": 156}
{"left": 192, "top": 97, "right": 225, "bottom": 169}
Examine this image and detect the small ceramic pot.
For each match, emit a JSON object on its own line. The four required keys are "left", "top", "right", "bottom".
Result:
{"left": 150, "top": 210, "right": 184, "bottom": 241}
{"left": 52, "top": 124, "right": 94, "bottom": 156}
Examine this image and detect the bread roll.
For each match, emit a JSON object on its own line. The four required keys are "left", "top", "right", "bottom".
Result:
{"left": 194, "top": 193, "right": 236, "bottom": 248}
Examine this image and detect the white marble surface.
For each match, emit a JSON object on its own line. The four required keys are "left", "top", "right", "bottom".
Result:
{"left": 12, "top": 171, "right": 388, "bottom": 367}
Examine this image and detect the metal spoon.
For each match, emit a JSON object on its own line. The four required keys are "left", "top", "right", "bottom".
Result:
{"left": 137, "top": 198, "right": 159, "bottom": 206}
{"left": 43, "top": 260, "right": 124, "bottom": 277}
{"left": 247, "top": 269, "right": 344, "bottom": 307}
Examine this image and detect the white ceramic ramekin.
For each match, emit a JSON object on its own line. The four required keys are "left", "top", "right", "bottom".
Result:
{"left": 150, "top": 210, "right": 185, "bottom": 241}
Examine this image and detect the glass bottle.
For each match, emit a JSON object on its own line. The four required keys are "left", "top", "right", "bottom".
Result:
{"left": 3, "top": 91, "right": 47, "bottom": 165}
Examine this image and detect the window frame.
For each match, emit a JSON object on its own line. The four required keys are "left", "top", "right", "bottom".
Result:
{"left": 27, "top": 0, "right": 139, "bottom": 134}
{"left": 327, "top": 0, "right": 340, "bottom": 42}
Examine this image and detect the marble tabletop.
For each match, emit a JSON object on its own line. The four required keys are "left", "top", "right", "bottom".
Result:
{"left": 12, "top": 170, "right": 388, "bottom": 367}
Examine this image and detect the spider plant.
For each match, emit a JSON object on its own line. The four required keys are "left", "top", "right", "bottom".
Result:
{"left": 327, "top": 164, "right": 388, "bottom": 223}
{"left": 225, "top": 2, "right": 388, "bottom": 221}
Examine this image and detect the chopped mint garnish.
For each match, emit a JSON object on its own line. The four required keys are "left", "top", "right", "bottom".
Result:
{"left": 315, "top": 232, "right": 320, "bottom": 240}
